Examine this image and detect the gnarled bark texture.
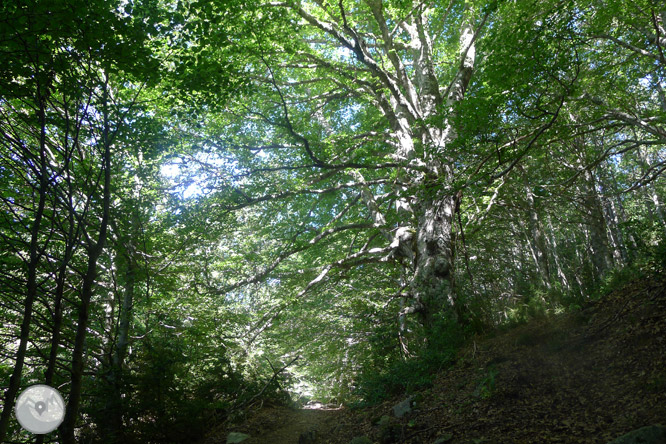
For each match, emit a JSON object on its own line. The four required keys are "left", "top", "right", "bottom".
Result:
{"left": 287, "top": 1, "right": 482, "bottom": 328}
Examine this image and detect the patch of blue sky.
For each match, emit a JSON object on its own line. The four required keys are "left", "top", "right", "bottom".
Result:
{"left": 160, "top": 150, "right": 240, "bottom": 199}
{"left": 338, "top": 103, "right": 362, "bottom": 132}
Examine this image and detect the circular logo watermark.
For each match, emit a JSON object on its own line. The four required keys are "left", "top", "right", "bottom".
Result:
{"left": 15, "top": 384, "right": 65, "bottom": 434}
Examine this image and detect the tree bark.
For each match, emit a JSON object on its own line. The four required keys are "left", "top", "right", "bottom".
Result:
{"left": 581, "top": 170, "right": 613, "bottom": 280}
{"left": 0, "top": 84, "right": 50, "bottom": 443}
{"left": 34, "top": 85, "right": 85, "bottom": 444}
{"left": 413, "top": 193, "right": 458, "bottom": 327}
{"left": 606, "top": 160, "right": 638, "bottom": 256}
{"left": 408, "top": 7, "right": 478, "bottom": 327}
{"left": 288, "top": 1, "right": 482, "bottom": 328}
{"left": 545, "top": 213, "right": 570, "bottom": 292}
{"left": 520, "top": 167, "right": 551, "bottom": 288}
{"left": 600, "top": 190, "right": 626, "bottom": 266}
{"left": 638, "top": 147, "right": 666, "bottom": 236}
{"left": 60, "top": 78, "right": 113, "bottom": 444}
{"left": 100, "top": 232, "right": 136, "bottom": 442}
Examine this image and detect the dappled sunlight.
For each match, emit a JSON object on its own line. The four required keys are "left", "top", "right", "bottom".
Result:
{"left": 301, "top": 401, "right": 343, "bottom": 411}
{"left": 1, "top": 0, "right": 665, "bottom": 442}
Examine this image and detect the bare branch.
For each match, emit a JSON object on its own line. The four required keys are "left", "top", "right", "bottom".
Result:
{"left": 623, "top": 159, "right": 666, "bottom": 192}
{"left": 591, "top": 34, "right": 666, "bottom": 64}
{"left": 582, "top": 93, "right": 666, "bottom": 140}
{"left": 292, "top": 4, "right": 421, "bottom": 122}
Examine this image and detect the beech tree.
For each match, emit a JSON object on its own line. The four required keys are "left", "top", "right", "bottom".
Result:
{"left": 195, "top": 0, "right": 496, "bottom": 333}
{"left": 173, "top": 0, "right": 664, "bottom": 382}
{"left": 0, "top": 0, "right": 664, "bottom": 441}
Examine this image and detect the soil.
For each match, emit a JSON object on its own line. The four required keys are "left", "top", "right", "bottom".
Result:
{"left": 200, "top": 276, "right": 666, "bottom": 444}
{"left": 201, "top": 405, "right": 343, "bottom": 444}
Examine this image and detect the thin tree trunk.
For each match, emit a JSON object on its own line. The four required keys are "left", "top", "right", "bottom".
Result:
{"left": 34, "top": 260, "right": 68, "bottom": 444}
{"left": 545, "top": 213, "right": 570, "bottom": 292}
{"left": 650, "top": 191, "right": 666, "bottom": 237}
{"left": 43, "top": 257, "right": 70, "bottom": 387}
{"left": 645, "top": 187, "right": 666, "bottom": 237}
{"left": 0, "top": 90, "right": 50, "bottom": 443}
{"left": 520, "top": 167, "right": 551, "bottom": 288}
{"left": 35, "top": 104, "right": 82, "bottom": 444}
{"left": 606, "top": 160, "right": 638, "bottom": 256}
{"left": 581, "top": 171, "right": 612, "bottom": 279}
{"left": 101, "top": 244, "right": 135, "bottom": 442}
{"left": 43, "top": 116, "right": 79, "bottom": 388}
{"left": 61, "top": 78, "right": 112, "bottom": 444}
{"left": 601, "top": 191, "right": 626, "bottom": 266}
{"left": 637, "top": 146, "right": 666, "bottom": 236}
{"left": 576, "top": 222, "right": 592, "bottom": 293}
{"left": 520, "top": 218, "right": 541, "bottom": 282}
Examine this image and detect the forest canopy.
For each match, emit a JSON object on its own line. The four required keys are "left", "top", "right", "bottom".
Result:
{"left": 1, "top": 0, "right": 665, "bottom": 442}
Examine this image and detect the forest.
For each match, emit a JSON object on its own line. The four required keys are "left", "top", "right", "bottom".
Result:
{"left": 0, "top": 0, "right": 665, "bottom": 442}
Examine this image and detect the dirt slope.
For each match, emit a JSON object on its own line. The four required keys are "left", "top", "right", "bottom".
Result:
{"left": 201, "top": 405, "right": 342, "bottom": 444}
{"left": 202, "top": 276, "right": 666, "bottom": 444}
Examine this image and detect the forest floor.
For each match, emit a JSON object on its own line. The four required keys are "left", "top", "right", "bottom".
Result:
{"left": 201, "top": 276, "right": 666, "bottom": 444}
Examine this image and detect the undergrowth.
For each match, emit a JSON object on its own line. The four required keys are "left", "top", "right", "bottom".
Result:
{"left": 352, "top": 318, "right": 468, "bottom": 406}
{"left": 349, "top": 239, "right": 666, "bottom": 408}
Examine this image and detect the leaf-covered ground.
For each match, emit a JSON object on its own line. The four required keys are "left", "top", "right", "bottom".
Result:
{"left": 201, "top": 276, "right": 666, "bottom": 443}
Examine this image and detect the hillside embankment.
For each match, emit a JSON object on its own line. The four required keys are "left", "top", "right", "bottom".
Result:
{"left": 202, "top": 276, "right": 666, "bottom": 444}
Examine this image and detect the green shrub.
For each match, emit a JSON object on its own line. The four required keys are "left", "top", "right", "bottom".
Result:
{"left": 353, "top": 316, "right": 467, "bottom": 406}
{"left": 591, "top": 264, "right": 644, "bottom": 300}
{"left": 474, "top": 366, "right": 498, "bottom": 399}
{"left": 504, "top": 291, "right": 550, "bottom": 327}
{"left": 644, "top": 239, "right": 666, "bottom": 275}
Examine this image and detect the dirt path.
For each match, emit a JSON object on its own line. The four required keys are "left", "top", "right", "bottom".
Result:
{"left": 243, "top": 407, "right": 339, "bottom": 444}
{"left": 203, "top": 276, "right": 666, "bottom": 444}
{"left": 203, "top": 405, "right": 342, "bottom": 444}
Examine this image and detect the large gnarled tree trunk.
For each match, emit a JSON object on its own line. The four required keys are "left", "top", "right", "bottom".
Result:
{"left": 289, "top": 1, "right": 482, "bottom": 328}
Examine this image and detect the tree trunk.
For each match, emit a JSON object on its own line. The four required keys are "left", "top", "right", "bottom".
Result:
{"left": 520, "top": 218, "right": 542, "bottom": 284}
{"left": 43, "top": 163, "right": 79, "bottom": 389}
{"left": 521, "top": 168, "right": 551, "bottom": 288}
{"left": 34, "top": 92, "right": 83, "bottom": 444}
{"left": 649, "top": 191, "right": 666, "bottom": 237}
{"left": 413, "top": 194, "right": 457, "bottom": 328}
{"left": 637, "top": 146, "right": 666, "bottom": 237}
{"left": 581, "top": 170, "right": 612, "bottom": 280}
{"left": 600, "top": 190, "right": 626, "bottom": 266}
{"left": 61, "top": 78, "right": 112, "bottom": 444}
{"left": 35, "top": 259, "right": 69, "bottom": 444}
{"left": 289, "top": 1, "right": 481, "bottom": 330}
{"left": 575, "top": 223, "right": 592, "bottom": 293}
{"left": 545, "top": 213, "right": 570, "bottom": 292}
{"left": 0, "top": 88, "right": 49, "bottom": 443}
{"left": 101, "top": 242, "right": 135, "bottom": 442}
{"left": 409, "top": 8, "right": 477, "bottom": 327}
{"left": 606, "top": 160, "right": 638, "bottom": 256}
{"left": 644, "top": 186, "right": 666, "bottom": 237}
